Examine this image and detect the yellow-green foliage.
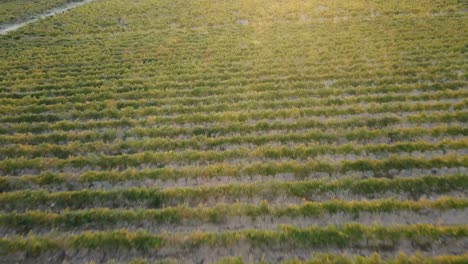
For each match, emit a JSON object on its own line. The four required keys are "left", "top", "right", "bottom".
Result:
{"left": 0, "top": 197, "right": 466, "bottom": 232}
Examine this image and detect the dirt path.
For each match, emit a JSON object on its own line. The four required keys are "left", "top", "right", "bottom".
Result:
{"left": 0, "top": 0, "right": 95, "bottom": 35}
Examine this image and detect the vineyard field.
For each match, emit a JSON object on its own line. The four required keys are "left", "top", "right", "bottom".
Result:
{"left": 0, "top": 0, "right": 467, "bottom": 263}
